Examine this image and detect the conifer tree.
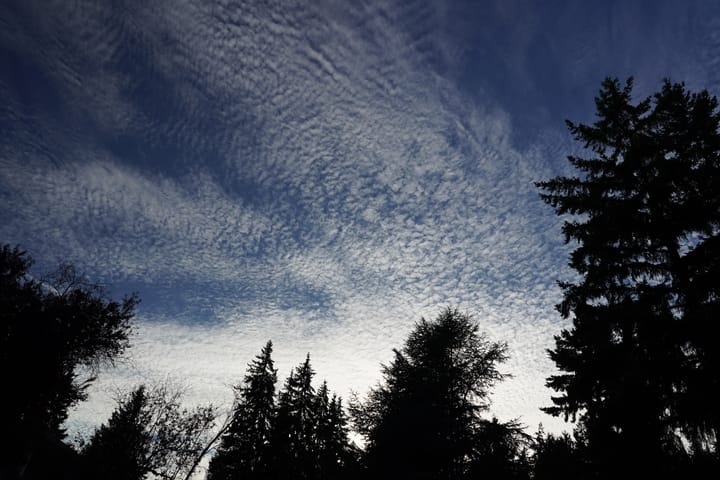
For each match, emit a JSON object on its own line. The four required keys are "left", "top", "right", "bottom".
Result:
{"left": 82, "top": 386, "right": 148, "bottom": 480}
{"left": 271, "top": 354, "right": 318, "bottom": 480}
{"left": 208, "top": 341, "right": 277, "bottom": 480}
{"left": 315, "top": 383, "right": 353, "bottom": 480}
{"left": 315, "top": 381, "right": 332, "bottom": 474}
{"left": 537, "top": 78, "right": 720, "bottom": 475}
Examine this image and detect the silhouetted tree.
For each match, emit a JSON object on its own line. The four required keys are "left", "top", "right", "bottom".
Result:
{"left": 532, "top": 427, "right": 588, "bottom": 480}
{"left": 537, "top": 78, "right": 720, "bottom": 476}
{"left": 315, "top": 382, "right": 356, "bottom": 480}
{"left": 351, "top": 307, "right": 520, "bottom": 480}
{"left": 270, "top": 354, "right": 319, "bottom": 480}
{"left": 0, "top": 245, "right": 137, "bottom": 478}
{"left": 467, "top": 418, "right": 531, "bottom": 480}
{"left": 208, "top": 341, "right": 278, "bottom": 480}
{"left": 81, "top": 383, "right": 217, "bottom": 480}
{"left": 81, "top": 387, "right": 148, "bottom": 480}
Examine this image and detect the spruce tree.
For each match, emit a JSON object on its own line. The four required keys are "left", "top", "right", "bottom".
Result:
{"left": 316, "top": 383, "right": 353, "bottom": 480}
{"left": 315, "top": 381, "right": 332, "bottom": 478}
{"left": 537, "top": 78, "right": 720, "bottom": 475}
{"left": 271, "top": 354, "right": 318, "bottom": 480}
{"left": 82, "top": 386, "right": 149, "bottom": 480}
{"left": 208, "top": 341, "right": 277, "bottom": 480}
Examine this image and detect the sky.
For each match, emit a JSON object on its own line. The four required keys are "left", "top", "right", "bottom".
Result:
{"left": 2, "top": 0, "right": 720, "bottom": 442}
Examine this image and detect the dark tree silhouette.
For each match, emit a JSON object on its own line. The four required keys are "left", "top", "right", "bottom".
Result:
{"left": 467, "top": 417, "right": 531, "bottom": 480}
{"left": 537, "top": 78, "right": 720, "bottom": 476}
{"left": 270, "top": 354, "right": 319, "bottom": 480}
{"left": 81, "top": 386, "right": 149, "bottom": 480}
{"left": 351, "top": 307, "right": 525, "bottom": 480}
{"left": 81, "top": 383, "right": 217, "bottom": 480}
{"left": 207, "top": 345, "right": 357, "bottom": 480}
{"left": 0, "top": 245, "right": 137, "bottom": 478}
{"left": 531, "top": 427, "right": 588, "bottom": 480}
{"left": 315, "top": 382, "right": 358, "bottom": 480}
{"left": 208, "top": 341, "right": 278, "bottom": 480}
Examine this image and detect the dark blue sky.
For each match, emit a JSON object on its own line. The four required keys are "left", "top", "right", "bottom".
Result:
{"left": 2, "top": 0, "right": 719, "bottom": 437}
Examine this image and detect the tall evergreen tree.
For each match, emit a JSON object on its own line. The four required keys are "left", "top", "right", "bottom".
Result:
{"left": 537, "top": 78, "right": 720, "bottom": 476}
{"left": 271, "top": 354, "right": 318, "bottom": 480}
{"left": 208, "top": 341, "right": 277, "bottom": 480}
{"left": 315, "top": 381, "right": 333, "bottom": 478}
{"left": 315, "top": 383, "right": 354, "bottom": 480}
{"left": 81, "top": 387, "right": 148, "bottom": 480}
{"left": 351, "top": 308, "right": 519, "bottom": 480}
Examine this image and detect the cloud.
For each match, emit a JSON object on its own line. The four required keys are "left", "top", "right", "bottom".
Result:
{"left": 4, "top": 0, "right": 719, "bottom": 441}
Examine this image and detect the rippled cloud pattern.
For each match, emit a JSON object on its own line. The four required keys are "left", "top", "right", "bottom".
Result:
{"left": 2, "top": 0, "right": 719, "bottom": 436}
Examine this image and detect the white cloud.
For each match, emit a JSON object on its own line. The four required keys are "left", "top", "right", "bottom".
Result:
{"left": 5, "top": 0, "right": 719, "bottom": 444}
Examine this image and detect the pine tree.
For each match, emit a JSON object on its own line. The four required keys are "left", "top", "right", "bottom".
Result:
{"left": 537, "top": 78, "right": 720, "bottom": 475}
{"left": 82, "top": 387, "right": 149, "bottom": 480}
{"left": 208, "top": 341, "right": 277, "bottom": 480}
{"left": 271, "top": 354, "right": 318, "bottom": 480}
{"left": 315, "top": 383, "right": 353, "bottom": 480}
{"left": 315, "top": 380, "right": 332, "bottom": 478}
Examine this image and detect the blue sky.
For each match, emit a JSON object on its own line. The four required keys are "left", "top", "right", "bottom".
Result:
{"left": 2, "top": 0, "right": 719, "bottom": 439}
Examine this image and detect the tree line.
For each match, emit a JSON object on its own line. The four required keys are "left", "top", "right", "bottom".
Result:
{"left": 207, "top": 344, "right": 358, "bottom": 480}
{"left": 1, "top": 77, "right": 718, "bottom": 478}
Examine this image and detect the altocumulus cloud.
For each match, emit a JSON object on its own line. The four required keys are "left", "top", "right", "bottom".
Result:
{"left": 3, "top": 0, "right": 720, "bottom": 439}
